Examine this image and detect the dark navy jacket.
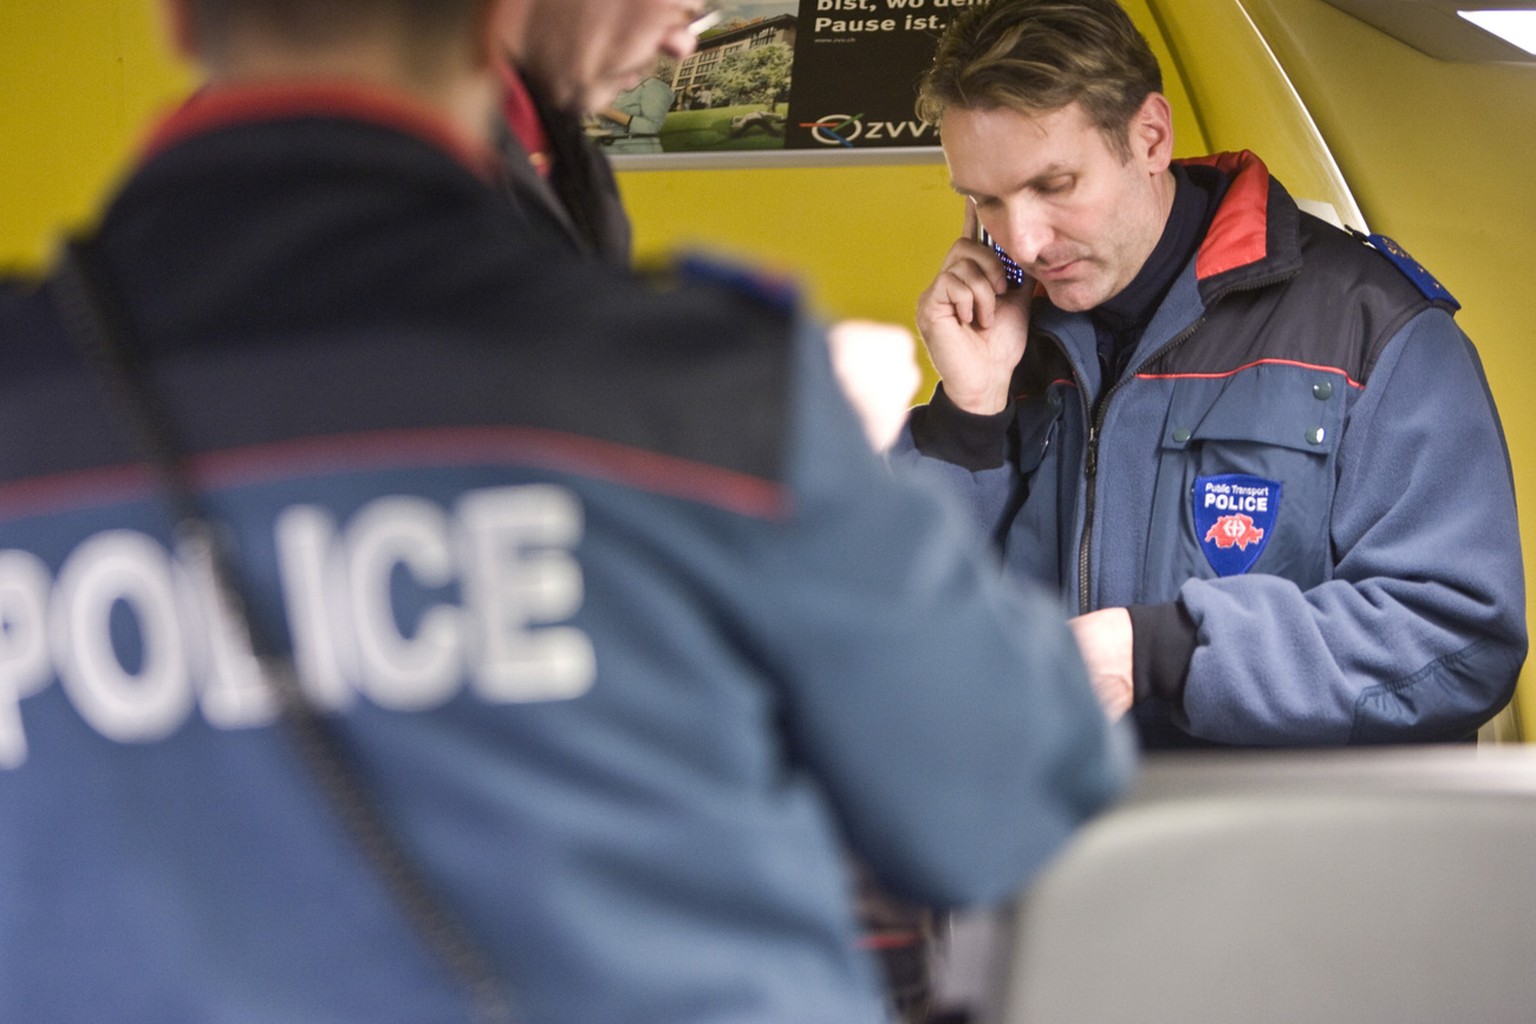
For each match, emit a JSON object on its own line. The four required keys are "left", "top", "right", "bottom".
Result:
{"left": 495, "top": 73, "right": 633, "bottom": 265}
{"left": 0, "top": 84, "right": 1130, "bottom": 1023}
{"left": 896, "top": 151, "right": 1526, "bottom": 748}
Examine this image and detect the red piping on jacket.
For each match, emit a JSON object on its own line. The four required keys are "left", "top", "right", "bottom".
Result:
{"left": 1136, "top": 357, "right": 1364, "bottom": 389}
{"left": 0, "top": 426, "right": 791, "bottom": 525}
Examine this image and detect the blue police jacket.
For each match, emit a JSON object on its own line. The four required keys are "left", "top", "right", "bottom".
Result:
{"left": 0, "top": 84, "right": 1131, "bottom": 1023}
{"left": 895, "top": 151, "right": 1526, "bottom": 748}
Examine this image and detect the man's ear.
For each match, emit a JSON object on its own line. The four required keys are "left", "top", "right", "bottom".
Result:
{"left": 480, "top": 0, "right": 528, "bottom": 70}
{"left": 1130, "top": 91, "right": 1174, "bottom": 172}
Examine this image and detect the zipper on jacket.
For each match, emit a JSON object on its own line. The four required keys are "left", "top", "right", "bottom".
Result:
{"left": 1032, "top": 326, "right": 1108, "bottom": 616}
{"left": 1077, "top": 423, "right": 1099, "bottom": 615}
{"left": 1072, "top": 317, "right": 1202, "bottom": 614}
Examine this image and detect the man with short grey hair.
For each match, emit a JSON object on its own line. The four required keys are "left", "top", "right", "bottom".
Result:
{"left": 895, "top": 0, "right": 1525, "bottom": 748}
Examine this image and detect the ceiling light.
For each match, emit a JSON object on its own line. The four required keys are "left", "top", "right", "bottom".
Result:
{"left": 1321, "top": 0, "right": 1536, "bottom": 62}
{"left": 1458, "top": 9, "right": 1536, "bottom": 54}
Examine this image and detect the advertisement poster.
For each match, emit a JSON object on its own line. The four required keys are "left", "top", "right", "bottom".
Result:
{"left": 606, "top": 0, "right": 983, "bottom": 159}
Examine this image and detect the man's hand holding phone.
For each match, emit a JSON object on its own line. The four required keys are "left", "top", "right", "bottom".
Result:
{"left": 914, "top": 199, "right": 1033, "bottom": 416}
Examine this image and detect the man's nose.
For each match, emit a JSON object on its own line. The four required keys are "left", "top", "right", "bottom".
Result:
{"left": 662, "top": 23, "right": 699, "bottom": 61}
{"left": 994, "top": 204, "right": 1054, "bottom": 267}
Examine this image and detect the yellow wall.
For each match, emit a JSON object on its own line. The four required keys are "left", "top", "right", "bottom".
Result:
{"left": 4, "top": 0, "right": 1533, "bottom": 736}
{"left": 0, "top": 1, "right": 194, "bottom": 269}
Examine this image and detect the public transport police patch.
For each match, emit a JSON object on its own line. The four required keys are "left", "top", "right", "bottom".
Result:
{"left": 1194, "top": 474, "right": 1282, "bottom": 576}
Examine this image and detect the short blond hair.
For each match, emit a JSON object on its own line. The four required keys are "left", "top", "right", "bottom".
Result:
{"left": 917, "top": 0, "right": 1162, "bottom": 160}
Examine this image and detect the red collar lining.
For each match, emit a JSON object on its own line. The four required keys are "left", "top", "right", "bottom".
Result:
{"left": 143, "top": 81, "right": 496, "bottom": 180}
{"left": 498, "top": 64, "right": 552, "bottom": 179}
{"left": 1181, "top": 151, "right": 1271, "bottom": 280}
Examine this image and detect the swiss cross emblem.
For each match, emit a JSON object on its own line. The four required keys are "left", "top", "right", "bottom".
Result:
{"left": 1206, "top": 513, "right": 1265, "bottom": 550}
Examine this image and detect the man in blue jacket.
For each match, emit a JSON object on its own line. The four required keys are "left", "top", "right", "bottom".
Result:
{"left": 893, "top": 0, "right": 1526, "bottom": 748}
{"left": 0, "top": 1, "right": 1131, "bottom": 1022}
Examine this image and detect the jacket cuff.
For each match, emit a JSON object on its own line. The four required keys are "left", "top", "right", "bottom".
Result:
{"left": 907, "top": 383, "right": 1012, "bottom": 471}
{"left": 1127, "top": 601, "right": 1197, "bottom": 706}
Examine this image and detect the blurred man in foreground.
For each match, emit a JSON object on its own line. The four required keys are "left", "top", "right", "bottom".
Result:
{"left": 0, "top": 1, "right": 1131, "bottom": 1021}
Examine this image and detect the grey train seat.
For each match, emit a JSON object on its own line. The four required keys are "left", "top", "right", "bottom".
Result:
{"left": 984, "top": 746, "right": 1536, "bottom": 1024}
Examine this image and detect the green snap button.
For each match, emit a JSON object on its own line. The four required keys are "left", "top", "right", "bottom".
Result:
{"left": 1306, "top": 426, "right": 1326, "bottom": 445}
{"left": 1172, "top": 427, "right": 1192, "bottom": 443}
{"left": 1313, "top": 381, "right": 1333, "bottom": 400}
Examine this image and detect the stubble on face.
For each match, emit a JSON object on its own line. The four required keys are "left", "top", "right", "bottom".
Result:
{"left": 943, "top": 102, "right": 1171, "bottom": 314}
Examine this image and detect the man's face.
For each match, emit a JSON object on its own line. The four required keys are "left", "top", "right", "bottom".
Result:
{"left": 942, "top": 99, "right": 1171, "bottom": 312}
{"left": 518, "top": 0, "right": 709, "bottom": 112}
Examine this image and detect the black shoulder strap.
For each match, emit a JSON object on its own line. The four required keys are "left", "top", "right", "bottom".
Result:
{"left": 49, "top": 234, "right": 517, "bottom": 1024}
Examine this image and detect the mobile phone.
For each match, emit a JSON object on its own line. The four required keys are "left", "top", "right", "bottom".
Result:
{"left": 977, "top": 225, "right": 1028, "bottom": 290}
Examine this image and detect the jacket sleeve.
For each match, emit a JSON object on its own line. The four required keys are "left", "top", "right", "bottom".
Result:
{"left": 744, "top": 322, "right": 1134, "bottom": 907}
{"left": 887, "top": 385, "right": 1027, "bottom": 548}
{"left": 1174, "top": 308, "right": 1527, "bottom": 744}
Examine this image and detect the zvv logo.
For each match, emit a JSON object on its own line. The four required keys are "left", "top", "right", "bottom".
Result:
{"left": 800, "top": 113, "right": 937, "bottom": 147}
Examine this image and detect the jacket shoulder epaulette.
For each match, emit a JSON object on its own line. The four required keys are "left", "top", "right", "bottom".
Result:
{"left": 1347, "top": 228, "right": 1460, "bottom": 311}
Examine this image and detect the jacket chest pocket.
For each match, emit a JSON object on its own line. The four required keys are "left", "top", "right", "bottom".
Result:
{"left": 1142, "top": 367, "right": 1347, "bottom": 598}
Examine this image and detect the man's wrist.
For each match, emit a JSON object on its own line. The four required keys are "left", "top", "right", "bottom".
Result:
{"left": 1126, "top": 601, "right": 1197, "bottom": 706}
{"left": 941, "top": 382, "right": 1012, "bottom": 416}
{"left": 908, "top": 382, "right": 1012, "bottom": 470}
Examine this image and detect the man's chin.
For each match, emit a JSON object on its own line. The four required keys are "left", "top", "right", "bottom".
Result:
{"left": 1041, "top": 281, "right": 1104, "bottom": 313}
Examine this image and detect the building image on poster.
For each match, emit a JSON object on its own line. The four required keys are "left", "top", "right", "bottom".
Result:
{"left": 646, "top": 2, "right": 800, "bottom": 154}
{"left": 624, "top": 0, "right": 971, "bottom": 159}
